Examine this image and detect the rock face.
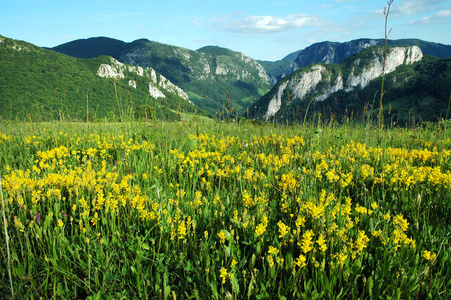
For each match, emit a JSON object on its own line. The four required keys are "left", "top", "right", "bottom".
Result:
{"left": 97, "top": 57, "right": 191, "bottom": 103}
{"left": 345, "top": 46, "right": 423, "bottom": 91}
{"left": 263, "top": 46, "right": 423, "bottom": 120}
{"left": 281, "top": 39, "right": 380, "bottom": 78}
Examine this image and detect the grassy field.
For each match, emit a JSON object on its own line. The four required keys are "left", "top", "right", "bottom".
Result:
{"left": 1, "top": 119, "right": 450, "bottom": 299}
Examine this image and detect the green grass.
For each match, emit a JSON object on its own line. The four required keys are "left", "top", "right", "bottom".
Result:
{"left": 1, "top": 120, "right": 450, "bottom": 299}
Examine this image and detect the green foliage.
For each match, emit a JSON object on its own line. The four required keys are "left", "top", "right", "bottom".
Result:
{"left": 50, "top": 37, "right": 273, "bottom": 117}
{"left": 0, "top": 36, "right": 199, "bottom": 121}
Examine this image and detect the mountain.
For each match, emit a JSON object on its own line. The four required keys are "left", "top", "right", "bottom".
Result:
{"left": 265, "top": 39, "right": 451, "bottom": 81}
{"left": 0, "top": 35, "right": 198, "bottom": 121}
{"left": 51, "top": 37, "right": 273, "bottom": 115}
{"left": 257, "top": 50, "right": 302, "bottom": 83}
{"left": 251, "top": 45, "right": 451, "bottom": 125}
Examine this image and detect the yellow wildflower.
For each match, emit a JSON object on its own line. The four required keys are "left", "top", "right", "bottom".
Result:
{"left": 300, "top": 230, "right": 315, "bottom": 253}
{"left": 268, "top": 246, "right": 279, "bottom": 255}
{"left": 277, "top": 220, "right": 290, "bottom": 239}
{"left": 316, "top": 234, "right": 327, "bottom": 253}
{"left": 423, "top": 250, "right": 437, "bottom": 261}
{"left": 293, "top": 254, "right": 307, "bottom": 268}
{"left": 219, "top": 267, "right": 228, "bottom": 284}
{"left": 230, "top": 259, "right": 238, "bottom": 268}
{"left": 217, "top": 231, "right": 226, "bottom": 243}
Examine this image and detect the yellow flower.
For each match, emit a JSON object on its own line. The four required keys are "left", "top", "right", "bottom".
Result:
{"left": 255, "top": 223, "right": 267, "bottom": 237}
{"left": 300, "top": 230, "right": 315, "bottom": 253}
{"left": 295, "top": 215, "right": 306, "bottom": 228}
{"left": 219, "top": 267, "right": 228, "bottom": 284}
{"left": 230, "top": 259, "right": 238, "bottom": 268}
{"left": 14, "top": 216, "right": 25, "bottom": 232}
{"left": 372, "top": 230, "right": 382, "bottom": 238}
{"left": 243, "top": 190, "right": 255, "bottom": 207}
{"left": 316, "top": 234, "right": 327, "bottom": 253}
{"left": 277, "top": 220, "right": 290, "bottom": 239}
{"left": 423, "top": 250, "right": 437, "bottom": 261}
{"left": 393, "top": 214, "right": 409, "bottom": 231}
{"left": 293, "top": 254, "right": 307, "bottom": 268}
{"left": 58, "top": 219, "right": 64, "bottom": 228}
{"left": 178, "top": 221, "right": 187, "bottom": 240}
{"left": 337, "top": 253, "right": 347, "bottom": 268}
{"left": 217, "top": 231, "right": 226, "bottom": 243}
{"left": 354, "top": 230, "right": 369, "bottom": 255}
{"left": 268, "top": 246, "right": 279, "bottom": 255}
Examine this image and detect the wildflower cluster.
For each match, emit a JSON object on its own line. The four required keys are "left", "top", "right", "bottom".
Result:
{"left": 0, "top": 123, "right": 449, "bottom": 299}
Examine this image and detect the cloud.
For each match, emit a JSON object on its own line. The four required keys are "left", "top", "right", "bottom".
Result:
{"left": 202, "top": 13, "right": 326, "bottom": 34}
{"left": 396, "top": 1, "right": 430, "bottom": 15}
{"left": 395, "top": 0, "right": 451, "bottom": 16}
{"left": 436, "top": 9, "right": 451, "bottom": 17}
{"left": 409, "top": 9, "right": 451, "bottom": 24}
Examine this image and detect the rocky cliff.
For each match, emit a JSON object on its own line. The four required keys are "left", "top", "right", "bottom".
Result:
{"left": 268, "top": 38, "right": 451, "bottom": 80}
{"left": 262, "top": 46, "right": 423, "bottom": 120}
{"left": 96, "top": 57, "right": 191, "bottom": 103}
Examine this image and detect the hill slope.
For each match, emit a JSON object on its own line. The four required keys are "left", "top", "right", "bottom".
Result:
{"left": 0, "top": 35, "right": 197, "bottom": 121}
{"left": 51, "top": 37, "right": 273, "bottom": 115}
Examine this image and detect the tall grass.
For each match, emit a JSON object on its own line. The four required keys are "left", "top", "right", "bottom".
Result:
{"left": 0, "top": 120, "right": 450, "bottom": 299}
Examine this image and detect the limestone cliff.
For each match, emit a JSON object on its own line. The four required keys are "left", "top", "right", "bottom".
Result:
{"left": 261, "top": 46, "right": 423, "bottom": 120}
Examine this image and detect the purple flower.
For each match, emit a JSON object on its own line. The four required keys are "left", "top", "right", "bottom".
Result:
{"left": 36, "top": 212, "right": 41, "bottom": 224}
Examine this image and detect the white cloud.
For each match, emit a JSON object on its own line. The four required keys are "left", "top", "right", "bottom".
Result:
{"left": 396, "top": 1, "right": 430, "bottom": 15}
{"left": 436, "top": 9, "right": 451, "bottom": 17}
{"left": 202, "top": 13, "right": 326, "bottom": 34}
{"left": 409, "top": 9, "right": 451, "bottom": 24}
{"left": 395, "top": 0, "right": 451, "bottom": 16}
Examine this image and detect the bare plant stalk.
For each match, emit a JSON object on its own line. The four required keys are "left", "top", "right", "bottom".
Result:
{"left": 1, "top": 176, "right": 14, "bottom": 299}
{"left": 86, "top": 91, "right": 89, "bottom": 123}
{"left": 445, "top": 94, "right": 451, "bottom": 131}
{"left": 378, "top": 0, "right": 393, "bottom": 130}
{"left": 113, "top": 78, "right": 122, "bottom": 121}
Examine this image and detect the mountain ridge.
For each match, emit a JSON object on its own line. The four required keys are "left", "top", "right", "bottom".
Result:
{"left": 260, "top": 38, "right": 451, "bottom": 80}
{"left": 50, "top": 37, "right": 273, "bottom": 115}
{"left": 251, "top": 45, "right": 451, "bottom": 125}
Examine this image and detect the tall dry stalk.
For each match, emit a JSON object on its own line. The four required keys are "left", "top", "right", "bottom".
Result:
{"left": 378, "top": 0, "right": 394, "bottom": 130}
{"left": 1, "top": 176, "right": 14, "bottom": 299}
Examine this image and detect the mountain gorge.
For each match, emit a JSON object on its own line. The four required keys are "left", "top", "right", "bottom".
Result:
{"left": 51, "top": 38, "right": 273, "bottom": 115}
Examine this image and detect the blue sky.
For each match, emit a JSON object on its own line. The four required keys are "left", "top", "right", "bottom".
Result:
{"left": 1, "top": 0, "right": 450, "bottom": 61}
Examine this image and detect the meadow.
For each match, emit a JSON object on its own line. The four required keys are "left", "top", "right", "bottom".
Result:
{"left": 0, "top": 119, "right": 450, "bottom": 299}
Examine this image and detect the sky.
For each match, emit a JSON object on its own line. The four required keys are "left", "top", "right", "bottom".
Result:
{"left": 1, "top": 0, "right": 450, "bottom": 61}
